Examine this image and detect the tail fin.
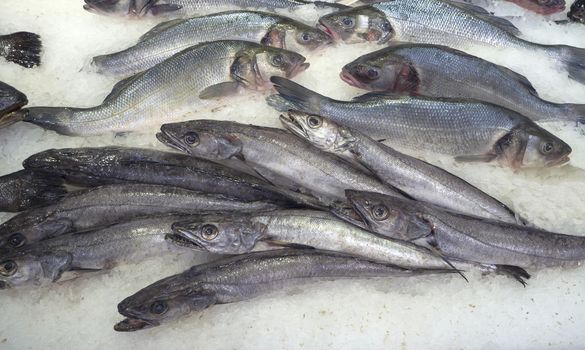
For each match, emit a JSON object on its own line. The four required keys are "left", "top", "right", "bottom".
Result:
{"left": 560, "top": 103, "right": 585, "bottom": 125}
{"left": 23, "top": 171, "right": 68, "bottom": 209}
{"left": 548, "top": 45, "right": 585, "bottom": 84}
{"left": 267, "top": 76, "right": 327, "bottom": 114}
{"left": 1, "top": 32, "right": 42, "bottom": 68}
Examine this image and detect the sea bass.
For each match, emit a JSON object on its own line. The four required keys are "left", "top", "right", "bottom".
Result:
{"left": 0, "top": 170, "right": 67, "bottom": 213}
{"left": 157, "top": 120, "right": 403, "bottom": 206}
{"left": 0, "top": 32, "right": 42, "bottom": 68}
{"left": 280, "top": 111, "right": 521, "bottom": 223}
{"left": 114, "top": 249, "right": 454, "bottom": 331}
{"left": 318, "top": 0, "right": 585, "bottom": 84}
{"left": 93, "top": 11, "right": 332, "bottom": 77}
{"left": 341, "top": 44, "right": 585, "bottom": 123}
{"left": 8, "top": 41, "right": 308, "bottom": 136}
{"left": 267, "top": 77, "right": 572, "bottom": 169}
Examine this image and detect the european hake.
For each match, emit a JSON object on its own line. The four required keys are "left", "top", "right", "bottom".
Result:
{"left": 7, "top": 40, "right": 308, "bottom": 136}
{"left": 93, "top": 11, "right": 332, "bottom": 77}
{"left": 157, "top": 119, "right": 403, "bottom": 206}
{"left": 0, "top": 81, "right": 27, "bottom": 118}
{"left": 280, "top": 111, "right": 521, "bottom": 223}
{"left": 0, "top": 32, "right": 42, "bottom": 68}
{"left": 317, "top": 0, "right": 585, "bottom": 84}
{"left": 0, "top": 184, "right": 279, "bottom": 251}
{"left": 114, "top": 249, "right": 455, "bottom": 331}
{"left": 267, "top": 77, "right": 572, "bottom": 169}
{"left": 0, "top": 170, "right": 67, "bottom": 213}
{"left": 341, "top": 44, "right": 585, "bottom": 123}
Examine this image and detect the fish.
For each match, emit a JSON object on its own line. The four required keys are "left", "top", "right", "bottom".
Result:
{"left": 93, "top": 11, "right": 331, "bottom": 77}
{"left": 114, "top": 248, "right": 455, "bottom": 331}
{"left": 83, "top": 0, "right": 348, "bottom": 18}
{"left": 157, "top": 119, "right": 403, "bottom": 207}
{"left": 341, "top": 44, "right": 585, "bottom": 123}
{"left": 506, "top": 0, "right": 565, "bottom": 15}
{"left": 0, "top": 81, "right": 27, "bottom": 117}
{"left": 23, "top": 147, "right": 294, "bottom": 205}
{"left": 0, "top": 32, "right": 42, "bottom": 68}
{"left": 6, "top": 40, "right": 308, "bottom": 136}
{"left": 280, "top": 111, "right": 521, "bottom": 223}
{"left": 0, "top": 215, "right": 195, "bottom": 289}
{"left": 0, "top": 184, "right": 280, "bottom": 252}
{"left": 347, "top": 190, "right": 585, "bottom": 268}
{"left": 267, "top": 77, "right": 572, "bottom": 169}
{"left": 317, "top": 0, "right": 585, "bottom": 84}
{"left": 169, "top": 210, "right": 457, "bottom": 270}
{"left": 0, "top": 170, "right": 67, "bottom": 213}
{"left": 569, "top": 0, "right": 585, "bottom": 23}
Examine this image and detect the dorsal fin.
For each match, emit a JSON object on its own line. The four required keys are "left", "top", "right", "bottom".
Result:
{"left": 351, "top": 91, "right": 405, "bottom": 102}
{"left": 138, "top": 18, "right": 185, "bottom": 42}
{"left": 102, "top": 72, "right": 144, "bottom": 103}
{"left": 445, "top": 0, "right": 491, "bottom": 15}
{"left": 446, "top": 0, "right": 521, "bottom": 36}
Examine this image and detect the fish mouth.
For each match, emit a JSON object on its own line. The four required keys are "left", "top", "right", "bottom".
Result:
{"left": 114, "top": 317, "right": 158, "bottom": 332}
{"left": 165, "top": 233, "right": 203, "bottom": 250}
{"left": 156, "top": 130, "right": 190, "bottom": 154}
{"left": 317, "top": 22, "right": 339, "bottom": 41}
{"left": 287, "top": 62, "right": 311, "bottom": 79}
{"left": 330, "top": 203, "right": 368, "bottom": 230}
{"left": 0, "top": 281, "right": 11, "bottom": 290}
{"left": 279, "top": 112, "right": 308, "bottom": 139}
{"left": 339, "top": 70, "right": 364, "bottom": 89}
{"left": 546, "top": 154, "right": 571, "bottom": 167}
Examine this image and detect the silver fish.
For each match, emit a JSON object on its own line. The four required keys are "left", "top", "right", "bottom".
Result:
{"left": 280, "top": 111, "right": 521, "bottom": 223}
{"left": 347, "top": 190, "right": 585, "bottom": 268}
{"left": 317, "top": 0, "right": 585, "bottom": 84}
{"left": 267, "top": 77, "right": 572, "bottom": 169}
{"left": 341, "top": 44, "right": 585, "bottom": 123}
{"left": 0, "top": 32, "right": 42, "bottom": 68}
{"left": 0, "top": 215, "right": 194, "bottom": 289}
{"left": 93, "top": 11, "right": 332, "bottom": 77}
{"left": 157, "top": 119, "right": 403, "bottom": 206}
{"left": 8, "top": 41, "right": 308, "bottom": 136}
{"left": 114, "top": 249, "right": 454, "bottom": 331}
{"left": 0, "top": 184, "right": 279, "bottom": 252}
{"left": 0, "top": 170, "right": 67, "bottom": 213}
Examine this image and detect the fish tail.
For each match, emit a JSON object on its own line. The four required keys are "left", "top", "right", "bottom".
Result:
{"left": 559, "top": 103, "right": 585, "bottom": 125}
{"left": 27, "top": 171, "right": 68, "bottom": 205}
{"left": 1, "top": 32, "right": 42, "bottom": 68}
{"left": 546, "top": 44, "right": 585, "bottom": 84}
{"left": 267, "top": 76, "right": 327, "bottom": 114}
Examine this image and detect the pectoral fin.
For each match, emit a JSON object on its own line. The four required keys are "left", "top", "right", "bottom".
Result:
{"left": 39, "top": 251, "right": 72, "bottom": 282}
{"left": 454, "top": 154, "right": 496, "bottom": 163}
{"left": 199, "top": 82, "right": 241, "bottom": 100}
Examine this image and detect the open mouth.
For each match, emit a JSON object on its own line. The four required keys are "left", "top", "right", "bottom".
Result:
{"left": 546, "top": 154, "right": 571, "bottom": 167}
{"left": 287, "top": 62, "right": 311, "bottom": 78}
{"left": 114, "top": 317, "right": 158, "bottom": 332}
{"left": 165, "top": 233, "right": 203, "bottom": 250}
{"left": 317, "top": 22, "right": 339, "bottom": 41}
{"left": 156, "top": 130, "right": 189, "bottom": 154}
{"left": 330, "top": 203, "right": 368, "bottom": 230}
{"left": 279, "top": 112, "right": 308, "bottom": 139}
{"left": 339, "top": 70, "right": 363, "bottom": 88}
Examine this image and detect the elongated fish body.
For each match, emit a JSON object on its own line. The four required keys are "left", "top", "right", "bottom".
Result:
{"left": 93, "top": 11, "right": 331, "bottom": 77}
{"left": 342, "top": 44, "right": 585, "bottom": 123}
{"left": 23, "top": 147, "right": 292, "bottom": 204}
{"left": 348, "top": 191, "right": 585, "bottom": 268}
{"left": 157, "top": 120, "right": 403, "bottom": 206}
{"left": 17, "top": 41, "right": 307, "bottom": 135}
{"left": 0, "top": 170, "right": 67, "bottom": 213}
{"left": 280, "top": 112, "right": 519, "bottom": 223}
{"left": 0, "top": 215, "right": 193, "bottom": 289}
{"left": 268, "top": 78, "right": 572, "bottom": 169}
{"left": 0, "top": 184, "right": 279, "bottom": 252}
{"left": 318, "top": 0, "right": 585, "bottom": 83}
{"left": 114, "top": 249, "right": 453, "bottom": 331}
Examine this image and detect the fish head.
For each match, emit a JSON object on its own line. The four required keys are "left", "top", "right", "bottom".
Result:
{"left": 496, "top": 125, "right": 571, "bottom": 169}
{"left": 262, "top": 21, "right": 334, "bottom": 52}
{"left": 341, "top": 50, "right": 419, "bottom": 93}
{"left": 569, "top": 0, "right": 585, "bottom": 23}
{"left": 345, "top": 190, "right": 432, "bottom": 241}
{"left": 158, "top": 122, "right": 243, "bottom": 160}
{"left": 280, "top": 111, "right": 356, "bottom": 153}
{"left": 169, "top": 216, "right": 265, "bottom": 254}
{"left": 235, "top": 47, "right": 309, "bottom": 91}
{"left": 0, "top": 81, "right": 27, "bottom": 116}
{"left": 0, "top": 215, "right": 72, "bottom": 252}
{"left": 0, "top": 252, "right": 71, "bottom": 289}
{"left": 83, "top": 0, "right": 150, "bottom": 17}
{"left": 115, "top": 276, "right": 216, "bottom": 331}
{"left": 318, "top": 6, "right": 394, "bottom": 44}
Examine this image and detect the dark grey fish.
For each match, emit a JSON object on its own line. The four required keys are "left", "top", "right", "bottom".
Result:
{"left": 0, "top": 170, "right": 67, "bottom": 213}
{"left": 569, "top": 0, "right": 585, "bottom": 23}
{"left": 341, "top": 44, "right": 585, "bottom": 123}
{"left": 0, "top": 184, "right": 279, "bottom": 252}
{"left": 114, "top": 249, "right": 455, "bottom": 331}
{"left": 0, "top": 215, "right": 195, "bottom": 289}
{"left": 0, "top": 81, "right": 27, "bottom": 118}
{"left": 347, "top": 190, "right": 585, "bottom": 268}
{"left": 0, "top": 32, "right": 42, "bottom": 68}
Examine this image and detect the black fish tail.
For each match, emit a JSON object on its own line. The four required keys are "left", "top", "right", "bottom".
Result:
{"left": 266, "top": 76, "right": 327, "bottom": 114}
{"left": 1, "top": 32, "right": 42, "bottom": 68}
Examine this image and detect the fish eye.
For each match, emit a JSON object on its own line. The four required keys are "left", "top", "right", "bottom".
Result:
{"left": 341, "top": 17, "right": 355, "bottom": 28}
{"left": 272, "top": 54, "right": 284, "bottom": 66}
{"left": 367, "top": 68, "right": 379, "bottom": 79}
{"left": 382, "top": 22, "right": 392, "bottom": 32}
{"left": 201, "top": 224, "right": 219, "bottom": 240}
{"left": 541, "top": 142, "right": 554, "bottom": 154}
{"left": 300, "top": 32, "right": 311, "bottom": 42}
{"left": 183, "top": 132, "right": 200, "bottom": 146}
{"left": 307, "top": 116, "right": 322, "bottom": 129}
{"left": 8, "top": 233, "right": 25, "bottom": 248}
{"left": 150, "top": 301, "right": 168, "bottom": 315}
{"left": 0, "top": 260, "right": 17, "bottom": 276}
{"left": 372, "top": 204, "right": 389, "bottom": 221}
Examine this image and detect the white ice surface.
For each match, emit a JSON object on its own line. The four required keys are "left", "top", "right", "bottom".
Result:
{"left": 1, "top": 1, "right": 585, "bottom": 349}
